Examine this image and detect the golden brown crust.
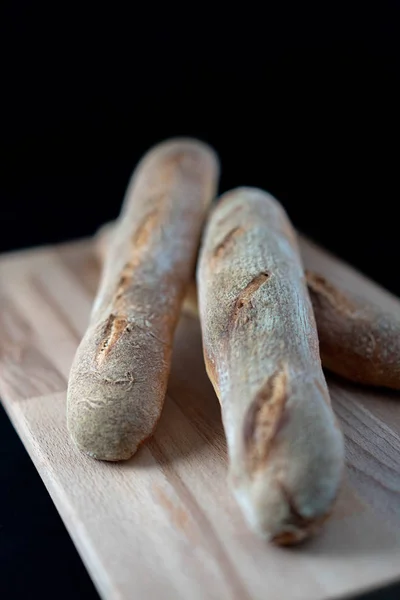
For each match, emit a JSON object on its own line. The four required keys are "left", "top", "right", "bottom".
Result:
{"left": 197, "top": 187, "right": 344, "bottom": 544}
{"left": 307, "top": 270, "right": 400, "bottom": 389}
{"left": 97, "top": 314, "right": 128, "bottom": 365}
{"left": 243, "top": 367, "right": 288, "bottom": 473}
{"left": 67, "top": 139, "right": 219, "bottom": 460}
{"left": 306, "top": 271, "right": 356, "bottom": 315}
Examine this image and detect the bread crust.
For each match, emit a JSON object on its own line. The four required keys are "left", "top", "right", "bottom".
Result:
{"left": 67, "top": 139, "right": 219, "bottom": 460}
{"left": 197, "top": 188, "right": 344, "bottom": 544}
{"left": 307, "top": 271, "right": 400, "bottom": 389}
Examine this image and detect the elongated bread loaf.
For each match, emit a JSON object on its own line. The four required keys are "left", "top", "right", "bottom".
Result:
{"left": 95, "top": 224, "right": 400, "bottom": 389}
{"left": 306, "top": 271, "right": 400, "bottom": 389}
{"left": 67, "top": 139, "right": 219, "bottom": 460}
{"left": 197, "top": 187, "right": 344, "bottom": 544}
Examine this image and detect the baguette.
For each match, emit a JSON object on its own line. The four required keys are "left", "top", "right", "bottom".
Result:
{"left": 95, "top": 225, "right": 400, "bottom": 389}
{"left": 306, "top": 271, "right": 400, "bottom": 389}
{"left": 67, "top": 139, "right": 219, "bottom": 460}
{"left": 197, "top": 187, "right": 344, "bottom": 544}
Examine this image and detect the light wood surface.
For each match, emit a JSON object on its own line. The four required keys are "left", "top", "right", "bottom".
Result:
{"left": 0, "top": 235, "right": 399, "bottom": 600}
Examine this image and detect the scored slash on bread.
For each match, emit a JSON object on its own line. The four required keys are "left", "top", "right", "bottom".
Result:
{"left": 197, "top": 187, "right": 345, "bottom": 544}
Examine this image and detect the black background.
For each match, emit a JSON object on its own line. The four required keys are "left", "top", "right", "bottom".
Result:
{"left": 1, "top": 2, "right": 400, "bottom": 598}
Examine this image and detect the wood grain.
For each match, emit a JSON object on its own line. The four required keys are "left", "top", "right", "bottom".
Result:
{"left": 0, "top": 236, "right": 400, "bottom": 600}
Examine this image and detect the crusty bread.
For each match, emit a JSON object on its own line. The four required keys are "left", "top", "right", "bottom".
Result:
{"left": 306, "top": 271, "right": 400, "bottom": 389}
{"left": 67, "top": 139, "right": 219, "bottom": 461}
{"left": 94, "top": 220, "right": 200, "bottom": 318}
{"left": 197, "top": 187, "right": 344, "bottom": 544}
{"left": 95, "top": 224, "right": 400, "bottom": 389}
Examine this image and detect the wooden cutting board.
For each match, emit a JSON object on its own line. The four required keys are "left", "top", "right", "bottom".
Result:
{"left": 1, "top": 235, "right": 400, "bottom": 600}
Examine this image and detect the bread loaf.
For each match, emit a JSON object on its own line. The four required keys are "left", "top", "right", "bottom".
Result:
{"left": 307, "top": 271, "right": 400, "bottom": 389}
{"left": 67, "top": 139, "right": 219, "bottom": 460}
{"left": 197, "top": 187, "right": 344, "bottom": 544}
